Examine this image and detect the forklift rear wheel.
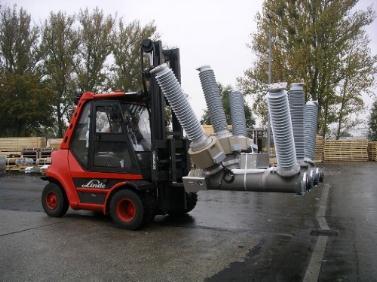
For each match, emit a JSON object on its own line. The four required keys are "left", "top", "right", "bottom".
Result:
{"left": 109, "top": 190, "right": 144, "bottom": 230}
{"left": 41, "top": 182, "right": 69, "bottom": 217}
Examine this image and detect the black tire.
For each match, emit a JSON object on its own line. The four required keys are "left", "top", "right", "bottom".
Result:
{"left": 185, "top": 192, "right": 198, "bottom": 213}
{"left": 41, "top": 182, "right": 69, "bottom": 217}
{"left": 168, "top": 192, "right": 198, "bottom": 216}
{"left": 109, "top": 189, "right": 145, "bottom": 230}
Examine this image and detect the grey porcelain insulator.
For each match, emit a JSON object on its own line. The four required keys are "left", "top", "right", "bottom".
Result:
{"left": 288, "top": 83, "right": 305, "bottom": 162}
{"left": 267, "top": 87, "right": 299, "bottom": 176}
{"left": 229, "top": 90, "right": 247, "bottom": 136}
{"left": 151, "top": 64, "right": 209, "bottom": 148}
{"left": 304, "top": 101, "right": 318, "bottom": 161}
{"left": 197, "top": 66, "right": 229, "bottom": 135}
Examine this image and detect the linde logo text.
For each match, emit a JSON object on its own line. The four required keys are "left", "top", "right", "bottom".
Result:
{"left": 81, "top": 180, "right": 106, "bottom": 189}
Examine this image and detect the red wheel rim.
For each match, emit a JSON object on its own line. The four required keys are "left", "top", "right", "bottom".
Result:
{"left": 116, "top": 199, "right": 136, "bottom": 223}
{"left": 46, "top": 192, "right": 58, "bottom": 210}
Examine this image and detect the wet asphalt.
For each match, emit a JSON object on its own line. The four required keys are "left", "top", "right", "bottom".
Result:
{"left": 0, "top": 162, "right": 376, "bottom": 281}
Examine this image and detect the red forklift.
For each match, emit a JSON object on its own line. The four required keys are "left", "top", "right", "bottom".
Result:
{"left": 41, "top": 39, "right": 196, "bottom": 230}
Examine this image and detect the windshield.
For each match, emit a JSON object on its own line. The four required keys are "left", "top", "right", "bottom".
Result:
{"left": 121, "top": 103, "right": 151, "bottom": 152}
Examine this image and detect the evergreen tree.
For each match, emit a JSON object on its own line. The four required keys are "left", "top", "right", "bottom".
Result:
{"left": 0, "top": 73, "right": 54, "bottom": 136}
{"left": 0, "top": 6, "right": 53, "bottom": 136}
{"left": 0, "top": 6, "right": 161, "bottom": 137}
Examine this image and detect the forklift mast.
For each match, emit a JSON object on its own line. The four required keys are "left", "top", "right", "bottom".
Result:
{"left": 140, "top": 39, "right": 190, "bottom": 206}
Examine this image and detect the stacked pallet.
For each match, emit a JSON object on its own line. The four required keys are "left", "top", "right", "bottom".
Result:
{"left": 36, "top": 157, "right": 52, "bottom": 165}
{"left": 5, "top": 157, "right": 34, "bottom": 172}
{"left": 0, "top": 137, "right": 60, "bottom": 172}
{"left": 202, "top": 125, "right": 215, "bottom": 136}
{"left": 40, "top": 148, "right": 53, "bottom": 158}
{"left": 314, "top": 135, "right": 324, "bottom": 163}
{"left": 368, "top": 141, "right": 377, "bottom": 161}
{"left": 22, "top": 148, "right": 39, "bottom": 161}
{"left": 202, "top": 125, "right": 233, "bottom": 136}
{"left": 269, "top": 146, "right": 277, "bottom": 165}
{"left": 0, "top": 137, "right": 46, "bottom": 152}
{"left": 324, "top": 139, "right": 368, "bottom": 162}
{"left": 0, "top": 151, "right": 21, "bottom": 157}
{"left": 47, "top": 138, "right": 62, "bottom": 150}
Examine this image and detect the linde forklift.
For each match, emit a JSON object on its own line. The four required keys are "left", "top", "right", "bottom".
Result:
{"left": 41, "top": 39, "right": 323, "bottom": 230}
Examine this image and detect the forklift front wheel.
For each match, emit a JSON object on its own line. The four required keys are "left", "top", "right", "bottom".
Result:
{"left": 41, "top": 182, "right": 69, "bottom": 217}
{"left": 109, "top": 190, "right": 144, "bottom": 230}
{"left": 168, "top": 192, "right": 198, "bottom": 217}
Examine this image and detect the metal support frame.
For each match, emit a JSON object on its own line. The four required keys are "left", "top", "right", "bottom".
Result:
{"left": 140, "top": 39, "right": 190, "bottom": 212}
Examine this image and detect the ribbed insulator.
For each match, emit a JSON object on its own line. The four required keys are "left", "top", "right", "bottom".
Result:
{"left": 229, "top": 90, "right": 247, "bottom": 136}
{"left": 151, "top": 64, "right": 207, "bottom": 144}
{"left": 267, "top": 88, "right": 298, "bottom": 171}
{"left": 304, "top": 101, "right": 318, "bottom": 161}
{"left": 197, "top": 66, "right": 228, "bottom": 134}
{"left": 288, "top": 83, "right": 305, "bottom": 161}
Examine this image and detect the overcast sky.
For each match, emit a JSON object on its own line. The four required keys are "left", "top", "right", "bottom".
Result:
{"left": 4, "top": 0, "right": 377, "bottom": 123}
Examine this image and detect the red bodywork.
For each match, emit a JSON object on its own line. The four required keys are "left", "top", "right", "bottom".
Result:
{"left": 46, "top": 91, "right": 144, "bottom": 214}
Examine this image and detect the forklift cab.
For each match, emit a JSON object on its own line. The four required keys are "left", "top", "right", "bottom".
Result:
{"left": 70, "top": 96, "right": 152, "bottom": 179}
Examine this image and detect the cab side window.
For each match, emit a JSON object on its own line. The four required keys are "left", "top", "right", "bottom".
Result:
{"left": 121, "top": 104, "right": 151, "bottom": 151}
{"left": 93, "top": 104, "right": 133, "bottom": 170}
{"left": 71, "top": 102, "right": 91, "bottom": 167}
{"left": 96, "top": 106, "right": 123, "bottom": 133}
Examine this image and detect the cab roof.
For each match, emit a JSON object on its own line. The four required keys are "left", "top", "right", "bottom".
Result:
{"left": 79, "top": 91, "right": 146, "bottom": 103}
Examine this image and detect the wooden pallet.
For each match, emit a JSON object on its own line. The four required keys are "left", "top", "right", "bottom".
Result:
{"left": 47, "top": 138, "right": 63, "bottom": 150}
{"left": 314, "top": 135, "right": 324, "bottom": 163}
{"left": 0, "top": 137, "right": 46, "bottom": 152}
{"left": 0, "top": 151, "right": 21, "bottom": 157}
{"left": 324, "top": 139, "right": 368, "bottom": 162}
{"left": 36, "top": 157, "right": 52, "bottom": 165}
{"left": 5, "top": 165, "right": 29, "bottom": 172}
{"left": 368, "top": 141, "right": 377, "bottom": 161}
{"left": 202, "top": 125, "right": 233, "bottom": 136}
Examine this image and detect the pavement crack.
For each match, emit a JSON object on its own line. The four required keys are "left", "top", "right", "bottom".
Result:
{"left": 0, "top": 222, "right": 65, "bottom": 237}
